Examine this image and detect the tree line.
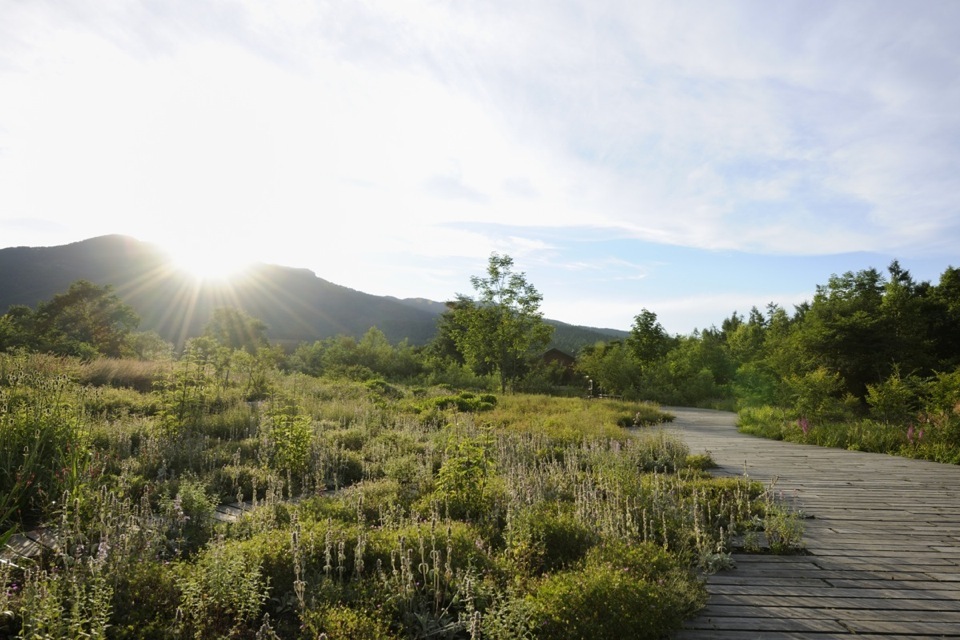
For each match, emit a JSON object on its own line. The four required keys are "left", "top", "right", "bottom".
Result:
{"left": 3, "top": 256, "right": 960, "bottom": 443}
{"left": 0, "top": 254, "right": 557, "bottom": 392}
{"left": 578, "top": 261, "right": 960, "bottom": 407}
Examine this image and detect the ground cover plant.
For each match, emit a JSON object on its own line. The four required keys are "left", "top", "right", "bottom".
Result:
{"left": 0, "top": 350, "right": 801, "bottom": 639}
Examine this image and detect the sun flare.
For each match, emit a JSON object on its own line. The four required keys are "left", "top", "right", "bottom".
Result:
{"left": 164, "top": 243, "right": 253, "bottom": 282}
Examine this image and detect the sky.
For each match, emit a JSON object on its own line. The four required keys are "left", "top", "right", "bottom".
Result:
{"left": 2, "top": 1, "right": 959, "bottom": 335}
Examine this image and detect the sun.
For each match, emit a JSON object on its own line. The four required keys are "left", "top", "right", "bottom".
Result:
{"left": 164, "top": 242, "right": 253, "bottom": 282}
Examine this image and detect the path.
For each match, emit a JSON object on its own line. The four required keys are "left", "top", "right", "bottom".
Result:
{"left": 666, "top": 407, "right": 960, "bottom": 639}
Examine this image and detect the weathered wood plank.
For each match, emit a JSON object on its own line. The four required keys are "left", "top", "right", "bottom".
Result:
{"left": 697, "top": 605, "right": 960, "bottom": 622}
{"left": 684, "top": 616, "right": 847, "bottom": 632}
{"left": 709, "top": 584, "right": 960, "bottom": 599}
{"left": 844, "top": 620, "right": 960, "bottom": 635}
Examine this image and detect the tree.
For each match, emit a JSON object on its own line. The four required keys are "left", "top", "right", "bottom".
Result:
{"left": 444, "top": 253, "right": 553, "bottom": 392}
{"left": 203, "top": 307, "right": 268, "bottom": 354}
{"left": 627, "top": 309, "right": 673, "bottom": 369}
{"left": 0, "top": 305, "right": 36, "bottom": 352}
{"left": 576, "top": 340, "right": 640, "bottom": 397}
{"left": 15, "top": 280, "right": 140, "bottom": 357}
{"left": 930, "top": 266, "right": 960, "bottom": 368}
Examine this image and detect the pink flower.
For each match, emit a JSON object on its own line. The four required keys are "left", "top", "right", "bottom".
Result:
{"left": 907, "top": 424, "right": 915, "bottom": 445}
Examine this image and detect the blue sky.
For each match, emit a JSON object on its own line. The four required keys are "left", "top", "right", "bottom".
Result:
{"left": 2, "top": 1, "right": 959, "bottom": 334}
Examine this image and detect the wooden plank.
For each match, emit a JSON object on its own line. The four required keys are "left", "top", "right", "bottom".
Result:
{"left": 927, "top": 572, "right": 960, "bottom": 582}
{"left": 706, "top": 576, "right": 832, "bottom": 587}
{"left": 825, "top": 579, "right": 960, "bottom": 591}
{"left": 681, "top": 634, "right": 930, "bottom": 640}
{"left": 678, "top": 630, "right": 927, "bottom": 640}
{"left": 697, "top": 605, "right": 960, "bottom": 623}
{"left": 713, "top": 569, "right": 936, "bottom": 581}
{"left": 844, "top": 620, "right": 960, "bottom": 635}
{"left": 684, "top": 616, "right": 847, "bottom": 632}
{"left": 2, "top": 533, "right": 44, "bottom": 559}
{"left": 708, "top": 584, "right": 960, "bottom": 599}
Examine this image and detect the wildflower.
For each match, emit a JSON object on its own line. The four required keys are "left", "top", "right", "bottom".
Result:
{"left": 96, "top": 539, "right": 110, "bottom": 564}
{"left": 798, "top": 417, "right": 809, "bottom": 437}
{"left": 907, "top": 424, "right": 915, "bottom": 445}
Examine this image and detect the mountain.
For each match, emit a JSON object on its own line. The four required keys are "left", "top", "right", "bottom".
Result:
{"left": 0, "top": 235, "right": 626, "bottom": 352}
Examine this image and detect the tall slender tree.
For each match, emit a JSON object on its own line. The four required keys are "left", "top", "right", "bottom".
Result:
{"left": 444, "top": 253, "right": 553, "bottom": 392}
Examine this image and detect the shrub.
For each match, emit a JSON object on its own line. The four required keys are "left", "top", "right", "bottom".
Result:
{"left": 365, "top": 378, "right": 404, "bottom": 400}
{"left": 506, "top": 503, "right": 598, "bottom": 575}
{"left": 627, "top": 430, "right": 691, "bottom": 473}
{"left": 738, "top": 405, "right": 790, "bottom": 440}
{"left": 160, "top": 475, "right": 217, "bottom": 556}
{"left": 0, "top": 371, "right": 92, "bottom": 526}
{"left": 433, "top": 436, "right": 495, "bottom": 520}
{"left": 332, "top": 449, "right": 365, "bottom": 488}
{"left": 178, "top": 540, "right": 269, "bottom": 639}
{"left": 260, "top": 399, "right": 314, "bottom": 476}
{"left": 527, "top": 541, "right": 703, "bottom": 640}
{"left": 109, "top": 560, "right": 181, "bottom": 640}
{"left": 785, "top": 367, "right": 848, "bottom": 425}
{"left": 866, "top": 370, "right": 919, "bottom": 425}
{"left": 420, "top": 393, "right": 497, "bottom": 414}
{"left": 325, "top": 427, "right": 367, "bottom": 452}
{"left": 684, "top": 453, "right": 717, "bottom": 470}
{"left": 303, "top": 604, "right": 402, "bottom": 640}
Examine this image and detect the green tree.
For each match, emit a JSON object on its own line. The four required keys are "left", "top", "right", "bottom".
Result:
{"left": 0, "top": 305, "right": 36, "bottom": 352}
{"left": 627, "top": 309, "right": 673, "bottom": 370}
{"left": 445, "top": 253, "right": 553, "bottom": 392}
{"left": 794, "top": 268, "right": 889, "bottom": 398}
{"left": 203, "top": 307, "right": 268, "bottom": 354}
{"left": 127, "top": 330, "right": 174, "bottom": 361}
{"left": 929, "top": 266, "right": 960, "bottom": 369}
{"left": 576, "top": 340, "right": 641, "bottom": 397}
{"left": 18, "top": 280, "right": 140, "bottom": 357}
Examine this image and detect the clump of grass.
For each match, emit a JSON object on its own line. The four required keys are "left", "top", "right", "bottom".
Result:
{"left": 78, "top": 358, "right": 165, "bottom": 393}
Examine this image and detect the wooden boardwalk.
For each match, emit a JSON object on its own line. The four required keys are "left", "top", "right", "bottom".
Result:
{"left": 666, "top": 408, "right": 960, "bottom": 639}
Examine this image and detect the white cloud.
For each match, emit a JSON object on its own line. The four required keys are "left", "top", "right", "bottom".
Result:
{"left": 2, "top": 0, "right": 960, "bottom": 332}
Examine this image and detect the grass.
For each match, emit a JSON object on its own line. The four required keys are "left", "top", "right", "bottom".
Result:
{"left": 0, "top": 352, "right": 800, "bottom": 639}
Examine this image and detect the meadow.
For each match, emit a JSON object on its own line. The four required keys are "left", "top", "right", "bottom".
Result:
{"left": 0, "top": 351, "right": 802, "bottom": 639}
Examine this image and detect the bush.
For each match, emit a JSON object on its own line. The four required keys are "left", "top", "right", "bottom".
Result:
{"left": 506, "top": 503, "right": 598, "bottom": 575}
{"left": 110, "top": 560, "right": 181, "bottom": 639}
{"left": 365, "top": 378, "right": 404, "bottom": 400}
{"left": 303, "top": 604, "right": 402, "bottom": 640}
{"left": 179, "top": 540, "right": 269, "bottom": 639}
{"left": 260, "top": 400, "right": 314, "bottom": 475}
{"left": 785, "top": 367, "right": 848, "bottom": 425}
{"left": 737, "top": 405, "right": 790, "bottom": 440}
{"left": 527, "top": 541, "right": 703, "bottom": 640}
{"left": 160, "top": 475, "right": 217, "bottom": 556}
{"left": 420, "top": 393, "right": 497, "bottom": 413}
{"left": 0, "top": 371, "right": 92, "bottom": 526}
{"left": 866, "top": 370, "right": 919, "bottom": 425}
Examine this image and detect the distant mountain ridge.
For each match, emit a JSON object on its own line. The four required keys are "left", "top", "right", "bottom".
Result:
{"left": 0, "top": 235, "right": 627, "bottom": 352}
